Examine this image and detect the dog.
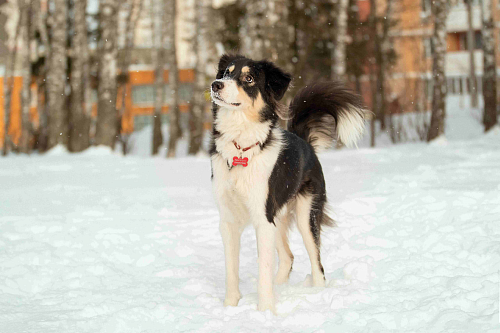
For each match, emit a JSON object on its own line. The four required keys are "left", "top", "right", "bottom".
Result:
{"left": 209, "top": 54, "right": 366, "bottom": 312}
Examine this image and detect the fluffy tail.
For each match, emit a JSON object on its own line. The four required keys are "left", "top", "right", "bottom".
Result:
{"left": 288, "top": 82, "right": 367, "bottom": 152}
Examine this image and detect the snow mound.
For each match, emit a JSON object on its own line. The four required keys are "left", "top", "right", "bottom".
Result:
{"left": 485, "top": 125, "right": 500, "bottom": 137}
{"left": 44, "top": 144, "right": 69, "bottom": 156}
{"left": 428, "top": 135, "right": 449, "bottom": 146}
{"left": 80, "top": 145, "right": 117, "bottom": 156}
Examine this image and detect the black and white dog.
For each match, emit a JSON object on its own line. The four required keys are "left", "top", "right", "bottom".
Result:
{"left": 209, "top": 54, "right": 366, "bottom": 312}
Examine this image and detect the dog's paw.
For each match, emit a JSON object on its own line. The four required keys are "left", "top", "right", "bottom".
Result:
{"left": 274, "top": 272, "right": 290, "bottom": 285}
{"left": 257, "top": 300, "right": 276, "bottom": 313}
{"left": 312, "top": 276, "right": 326, "bottom": 287}
{"left": 223, "top": 293, "right": 241, "bottom": 307}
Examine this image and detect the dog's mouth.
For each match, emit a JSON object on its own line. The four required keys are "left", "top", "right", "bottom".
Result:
{"left": 212, "top": 93, "right": 241, "bottom": 107}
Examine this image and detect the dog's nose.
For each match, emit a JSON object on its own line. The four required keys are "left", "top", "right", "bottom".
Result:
{"left": 212, "top": 81, "right": 224, "bottom": 92}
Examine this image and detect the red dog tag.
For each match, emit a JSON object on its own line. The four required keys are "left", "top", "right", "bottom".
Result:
{"left": 232, "top": 156, "right": 248, "bottom": 167}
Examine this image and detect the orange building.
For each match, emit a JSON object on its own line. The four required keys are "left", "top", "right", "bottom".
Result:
{"left": 0, "top": 76, "right": 38, "bottom": 148}
{"left": 118, "top": 68, "right": 197, "bottom": 132}
{"left": 356, "top": 0, "right": 500, "bottom": 113}
{"left": 0, "top": 68, "right": 198, "bottom": 149}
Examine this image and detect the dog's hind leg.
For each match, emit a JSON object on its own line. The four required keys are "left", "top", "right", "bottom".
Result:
{"left": 296, "top": 194, "right": 325, "bottom": 287}
{"left": 275, "top": 211, "right": 294, "bottom": 285}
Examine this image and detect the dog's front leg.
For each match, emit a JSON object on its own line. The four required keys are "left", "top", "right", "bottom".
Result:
{"left": 220, "top": 220, "right": 242, "bottom": 306}
{"left": 256, "top": 221, "right": 276, "bottom": 312}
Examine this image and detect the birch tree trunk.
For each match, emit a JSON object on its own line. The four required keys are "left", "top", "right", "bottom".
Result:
{"left": 35, "top": 0, "right": 50, "bottom": 152}
{"left": 82, "top": 18, "right": 92, "bottom": 139}
{"left": 46, "top": 0, "right": 68, "bottom": 149}
{"left": 240, "top": 0, "right": 268, "bottom": 59}
{"left": 347, "top": 0, "right": 364, "bottom": 95}
{"left": 368, "top": 0, "right": 379, "bottom": 147}
{"left": 380, "top": 0, "right": 394, "bottom": 140}
{"left": 427, "top": 0, "right": 449, "bottom": 141}
{"left": 466, "top": 0, "right": 478, "bottom": 108}
{"left": 166, "top": 0, "right": 180, "bottom": 158}
{"left": 286, "top": 0, "right": 302, "bottom": 97}
{"left": 481, "top": 0, "right": 498, "bottom": 131}
{"left": 69, "top": 0, "right": 90, "bottom": 152}
{"left": 267, "top": 0, "right": 290, "bottom": 70}
{"left": 370, "top": 0, "right": 394, "bottom": 134}
{"left": 117, "top": 0, "right": 143, "bottom": 154}
{"left": 188, "top": 0, "right": 208, "bottom": 155}
{"left": 19, "top": 0, "right": 32, "bottom": 153}
{"left": 95, "top": 0, "right": 118, "bottom": 148}
{"left": 331, "top": 0, "right": 349, "bottom": 81}
{"left": 2, "top": 3, "right": 24, "bottom": 155}
{"left": 152, "top": 0, "right": 164, "bottom": 155}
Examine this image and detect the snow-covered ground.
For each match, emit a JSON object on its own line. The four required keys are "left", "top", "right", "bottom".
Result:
{"left": 1, "top": 127, "right": 500, "bottom": 332}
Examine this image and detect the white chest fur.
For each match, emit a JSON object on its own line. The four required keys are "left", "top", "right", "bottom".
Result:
{"left": 211, "top": 109, "right": 283, "bottom": 224}
{"left": 214, "top": 107, "right": 274, "bottom": 163}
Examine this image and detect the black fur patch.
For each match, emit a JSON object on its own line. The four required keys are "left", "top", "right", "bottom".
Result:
{"left": 259, "top": 128, "right": 274, "bottom": 151}
{"left": 257, "top": 60, "right": 292, "bottom": 101}
{"left": 259, "top": 105, "right": 278, "bottom": 124}
{"left": 216, "top": 54, "right": 245, "bottom": 80}
{"left": 265, "top": 132, "right": 326, "bottom": 225}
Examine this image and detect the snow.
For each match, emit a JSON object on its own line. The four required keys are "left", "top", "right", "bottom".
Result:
{"left": 1, "top": 125, "right": 499, "bottom": 332}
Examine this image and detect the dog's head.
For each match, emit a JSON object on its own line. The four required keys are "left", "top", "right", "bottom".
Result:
{"left": 211, "top": 54, "right": 292, "bottom": 120}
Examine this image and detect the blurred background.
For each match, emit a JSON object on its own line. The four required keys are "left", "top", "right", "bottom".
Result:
{"left": 0, "top": 0, "right": 498, "bottom": 157}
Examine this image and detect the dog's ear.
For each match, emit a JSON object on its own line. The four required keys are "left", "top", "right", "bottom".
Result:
{"left": 260, "top": 61, "right": 292, "bottom": 101}
{"left": 216, "top": 54, "right": 243, "bottom": 79}
{"left": 216, "top": 55, "right": 231, "bottom": 79}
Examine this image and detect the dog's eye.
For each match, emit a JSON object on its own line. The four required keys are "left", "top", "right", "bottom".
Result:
{"left": 244, "top": 75, "right": 253, "bottom": 83}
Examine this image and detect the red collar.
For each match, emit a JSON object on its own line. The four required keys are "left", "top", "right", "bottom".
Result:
{"left": 233, "top": 141, "right": 259, "bottom": 152}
